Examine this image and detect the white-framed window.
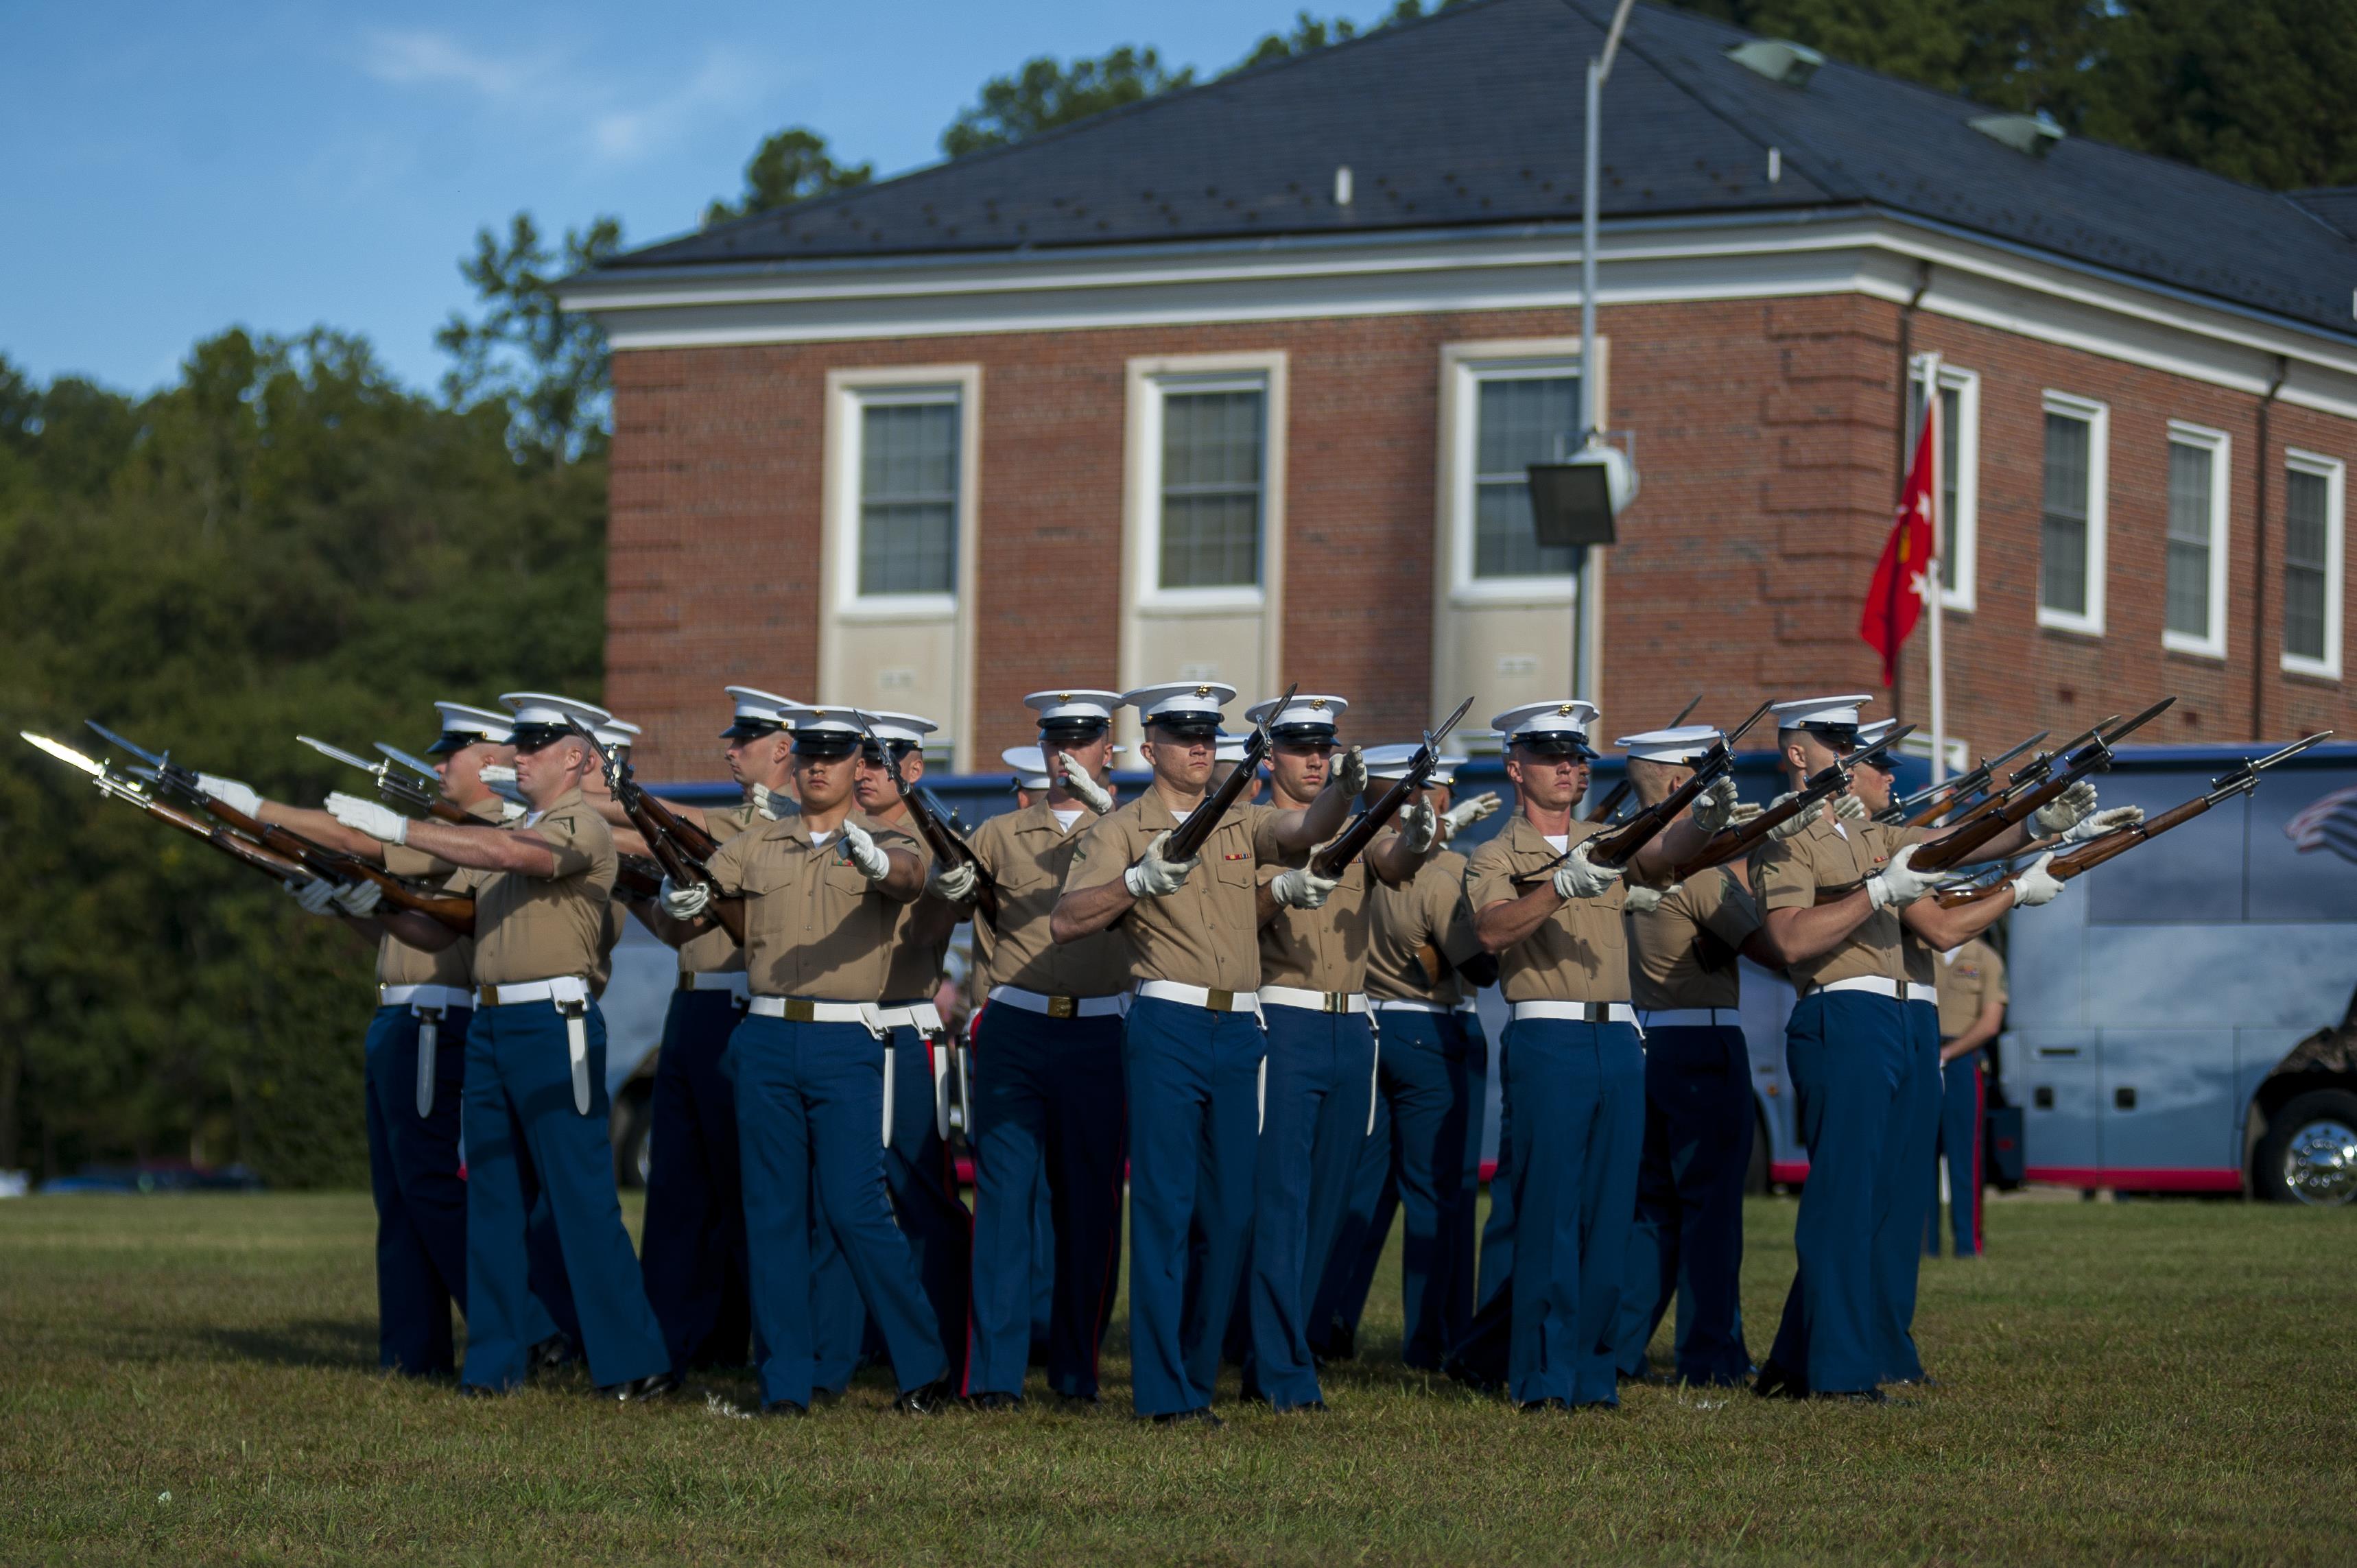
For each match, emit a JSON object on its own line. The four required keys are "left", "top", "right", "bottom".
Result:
{"left": 2037, "top": 391, "right": 2108, "bottom": 636}
{"left": 2162, "top": 420, "right": 2230, "bottom": 658}
{"left": 2283, "top": 449, "right": 2346, "bottom": 680}
{"left": 836, "top": 382, "right": 967, "bottom": 617}
{"left": 1443, "top": 355, "right": 1586, "bottom": 605}
{"left": 1131, "top": 371, "right": 1274, "bottom": 611}
{"left": 1906, "top": 366, "right": 1980, "bottom": 612}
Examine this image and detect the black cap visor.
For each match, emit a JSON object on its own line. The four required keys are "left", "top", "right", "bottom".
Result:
{"left": 1038, "top": 717, "right": 1111, "bottom": 744}
{"left": 721, "top": 717, "right": 784, "bottom": 741}
{"left": 1790, "top": 722, "right": 1863, "bottom": 753}
{"left": 1270, "top": 723, "right": 1338, "bottom": 746}
{"left": 427, "top": 728, "right": 495, "bottom": 756}
{"left": 793, "top": 731, "right": 861, "bottom": 758}
{"left": 1512, "top": 731, "right": 1599, "bottom": 761}
{"left": 508, "top": 723, "right": 578, "bottom": 754}
{"left": 1146, "top": 714, "right": 1222, "bottom": 743}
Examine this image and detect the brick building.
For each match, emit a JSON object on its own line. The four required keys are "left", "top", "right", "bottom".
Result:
{"left": 565, "top": 0, "right": 2357, "bottom": 778}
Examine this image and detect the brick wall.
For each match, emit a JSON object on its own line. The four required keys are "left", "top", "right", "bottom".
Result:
{"left": 606, "top": 295, "right": 2356, "bottom": 780}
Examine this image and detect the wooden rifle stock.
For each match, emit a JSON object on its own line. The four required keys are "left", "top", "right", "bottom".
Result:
{"left": 172, "top": 777, "right": 475, "bottom": 930}
{"left": 633, "top": 789, "right": 721, "bottom": 862}
{"left": 1163, "top": 736, "right": 1270, "bottom": 865}
{"left": 1312, "top": 765, "right": 1430, "bottom": 879}
{"left": 1908, "top": 700, "right": 2172, "bottom": 876}
{"left": 893, "top": 782, "right": 1000, "bottom": 926}
{"left": 139, "top": 793, "right": 313, "bottom": 882}
{"left": 572, "top": 720, "right": 744, "bottom": 944}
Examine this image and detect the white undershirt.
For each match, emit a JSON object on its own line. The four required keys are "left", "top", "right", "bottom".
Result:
{"left": 808, "top": 828, "right": 833, "bottom": 846}
{"left": 1052, "top": 807, "right": 1084, "bottom": 831}
{"left": 1543, "top": 834, "right": 1569, "bottom": 853}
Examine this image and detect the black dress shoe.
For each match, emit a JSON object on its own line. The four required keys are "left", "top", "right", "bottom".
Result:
{"left": 1752, "top": 1362, "right": 1804, "bottom": 1400}
{"left": 966, "top": 1391, "right": 1024, "bottom": 1412}
{"left": 893, "top": 1379, "right": 956, "bottom": 1416}
{"left": 608, "top": 1370, "right": 680, "bottom": 1403}
{"left": 755, "top": 1398, "right": 808, "bottom": 1418}
{"left": 1149, "top": 1407, "right": 1224, "bottom": 1428}
{"left": 528, "top": 1333, "right": 577, "bottom": 1376}
{"left": 1310, "top": 1322, "right": 1356, "bottom": 1364}
{"left": 1443, "top": 1355, "right": 1503, "bottom": 1397}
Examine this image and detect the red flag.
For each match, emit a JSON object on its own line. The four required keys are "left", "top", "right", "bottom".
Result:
{"left": 1860, "top": 403, "right": 1938, "bottom": 685}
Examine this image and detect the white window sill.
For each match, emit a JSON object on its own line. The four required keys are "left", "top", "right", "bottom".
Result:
{"left": 2161, "top": 630, "right": 2226, "bottom": 661}
{"left": 1137, "top": 586, "right": 1266, "bottom": 615}
{"left": 1939, "top": 589, "right": 1976, "bottom": 615}
{"left": 2036, "top": 607, "right": 2105, "bottom": 638}
{"left": 1450, "top": 577, "right": 1578, "bottom": 608}
{"left": 2280, "top": 654, "right": 2343, "bottom": 682}
{"left": 838, "top": 593, "right": 957, "bottom": 623}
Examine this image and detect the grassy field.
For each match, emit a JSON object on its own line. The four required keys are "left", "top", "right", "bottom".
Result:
{"left": 3, "top": 1192, "right": 2352, "bottom": 1566}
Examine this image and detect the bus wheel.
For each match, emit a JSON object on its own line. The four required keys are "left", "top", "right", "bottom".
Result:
{"left": 2255, "top": 1089, "right": 2357, "bottom": 1206}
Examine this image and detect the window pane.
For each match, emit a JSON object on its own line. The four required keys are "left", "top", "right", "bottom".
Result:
{"left": 857, "top": 400, "right": 958, "bottom": 596}
{"left": 1473, "top": 374, "right": 1580, "bottom": 580}
{"left": 2285, "top": 468, "right": 2331, "bottom": 661}
{"left": 2165, "top": 441, "right": 2213, "bottom": 639}
{"left": 1159, "top": 388, "right": 1263, "bottom": 589}
{"left": 2041, "top": 412, "right": 2091, "bottom": 615}
{"left": 1939, "top": 385, "right": 1962, "bottom": 590}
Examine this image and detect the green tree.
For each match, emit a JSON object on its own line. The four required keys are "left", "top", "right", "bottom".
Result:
{"left": 435, "top": 211, "right": 624, "bottom": 464}
{"left": 941, "top": 46, "right": 1195, "bottom": 158}
{"left": 704, "top": 127, "right": 874, "bottom": 228}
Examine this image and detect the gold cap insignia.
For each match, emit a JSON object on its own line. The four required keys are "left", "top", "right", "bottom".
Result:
{"left": 1194, "top": 685, "right": 1212, "bottom": 698}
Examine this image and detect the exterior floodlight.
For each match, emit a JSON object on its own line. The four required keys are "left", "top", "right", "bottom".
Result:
{"left": 1528, "top": 439, "right": 1638, "bottom": 548}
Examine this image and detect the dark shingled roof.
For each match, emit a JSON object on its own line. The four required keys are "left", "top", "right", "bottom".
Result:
{"left": 601, "top": 0, "right": 2357, "bottom": 341}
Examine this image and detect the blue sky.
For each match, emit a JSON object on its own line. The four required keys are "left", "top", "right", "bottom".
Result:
{"left": 4, "top": 1, "right": 1400, "bottom": 397}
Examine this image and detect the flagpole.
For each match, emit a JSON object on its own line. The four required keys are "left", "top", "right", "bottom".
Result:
{"left": 1923, "top": 351, "right": 1947, "bottom": 784}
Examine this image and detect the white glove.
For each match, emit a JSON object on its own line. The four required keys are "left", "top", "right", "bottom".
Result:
{"left": 1441, "top": 792, "right": 1501, "bottom": 841}
{"left": 331, "top": 880, "right": 383, "bottom": 918}
{"left": 1058, "top": 755, "right": 1115, "bottom": 816}
{"left": 929, "top": 860, "right": 980, "bottom": 905}
{"left": 1866, "top": 843, "right": 1938, "bottom": 911}
{"left": 2060, "top": 804, "right": 2143, "bottom": 845}
{"left": 752, "top": 782, "right": 785, "bottom": 821}
{"left": 2008, "top": 851, "right": 2064, "bottom": 908}
{"left": 1122, "top": 830, "right": 1199, "bottom": 899}
{"left": 840, "top": 819, "right": 891, "bottom": 882}
{"left": 1397, "top": 800, "right": 1438, "bottom": 855}
{"left": 1552, "top": 842, "right": 1623, "bottom": 901}
{"left": 196, "top": 774, "right": 263, "bottom": 818}
{"left": 1622, "top": 883, "right": 1672, "bottom": 915}
{"left": 659, "top": 877, "right": 711, "bottom": 920}
{"left": 1766, "top": 792, "right": 1814, "bottom": 841}
{"left": 2033, "top": 779, "right": 2099, "bottom": 836}
{"left": 1727, "top": 800, "right": 1763, "bottom": 829}
{"left": 327, "top": 791, "right": 409, "bottom": 845}
{"left": 1332, "top": 746, "right": 1367, "bottom": 799}
{"left": 1834, "top": 791, "right": 1869, "bottom": 823}
{"left": 1690, "top": 775, "right": 1740, "bottom": 834}
{"left": 499, "top": 800, "right": 528, "bottom": 824}
{"left": 1270, "top": 864, "right": 1339, "bottom": 910}
{"left": 289, "top": 878, "right": 337, "bottom": 916}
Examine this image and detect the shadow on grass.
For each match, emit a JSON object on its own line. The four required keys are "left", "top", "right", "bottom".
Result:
{"left": 206, "top": 1318, "right": 379, "bottom": 1370}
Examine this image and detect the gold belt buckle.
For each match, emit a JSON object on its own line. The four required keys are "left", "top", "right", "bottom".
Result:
{"left": 477, "top": 984, "right": 499, "bottom": 1008}
{"left": 783, "top": 999, "right": 817, "bottom": 1023}
{"left": 1046, "top": 995, "right": 1078, "bottom": 1020}
{"left": 1206, "top": 988, "right": 1234, "bottom": 1012}
{"left": 676, "top": 973, "right": 696, "bottom": 993}
{"left": 1324, "top": 992, "right": 1348, "bottom": 1013}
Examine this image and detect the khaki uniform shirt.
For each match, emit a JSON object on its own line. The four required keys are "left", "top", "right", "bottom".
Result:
{"left": 1365, "top": 846, "right": 1481, "bottom": 1008}
{"left": 1464, "top": 815, "right": 1629, "bottom": 1004}
{"left": 1257, "top": 825, "right": 1374, "bottom": 995}
{"left": 1063, "top": 790, "right": 1286, "bottom": 993}
{"left": 676, "top": 798, "right": 759, "bottom": 977}
{"left": 702, "top": 811, "right": 919, "bottom": 1002}
{"left": 456, "top": 788, "right": 618, "bottom": 987}
{"left": 1628, "top": 867, "right": 1762, "bottom": 1012}
{"left": 869, "top": 810, "right": 951, "bottom": 1004}
{"left": 1936, "top": 938, "right": 2007, "bottom": 1041}
{"left": 1753, "top": 815, "right": 1932, "bottom": 993}
{"left": 375, "top": 795, "right": 506, "bottom": 990}
{"left": 969, "top": 801, "right": 1130, "bottom": 998}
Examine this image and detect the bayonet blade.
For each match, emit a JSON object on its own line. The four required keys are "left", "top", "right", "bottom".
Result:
{"left": 23, "top": 731, "right": 105, "bottom": 777}
{"left": 2093, "top": 697, "right": 2176, "bottom": 751}
{"left": 84, "top": 720, "right": 167, "bottom": 770}
{"left": 373, "top": 743, "right": 442, "bottom": 785}
{"left": 1668, "top": 693, "right": 1703, "bottom": 728}
{"left": 1428, "top": 693, "right": 1477, "bottom": 750}
{"left": 1722, "top": 699, "right": 1777, "bottom": 749}
{"left": 300, "top": 735, "right": 388, "bottom": 775}
{"left": 1980, "top": 729, "right": 2050, "bottom": 778}
{"left": 2236, "top": 730, "right": 2334, "bottom": 781}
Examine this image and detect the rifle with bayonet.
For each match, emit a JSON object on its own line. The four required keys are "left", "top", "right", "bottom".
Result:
{"left": 1162, "top": 684, "right": 1296, "bottom": 865}
{"left": 851, "top": 715, "right": 1001, "bottom": 927}
{"left": 299, "top": 734, "right": 482, "bottom": 827}
{"left": 88, "top": 722, "right": 475, "bottom": 930}
{"left": 1924, "top": 715, "right": 2118, "bottom": 837}
{"left": 1667, "top": 723, "right": 1918, "bottom": 881}
{"left": 1932, "top": 732, "right": 2334, "bottom": 909}
{"left": 1511, "top": 700, "right": 1775, "bottom": 890}
{"left": 1904, "top": 698, "right": 2174, "bottom": 875}
{"left": 23, "top": 731, "right": 316, "bottom": 884}
{"left": 1878, "top": 728, "right": 2048, "bottom": 827}
{"left": 569, "top": 719, "right": 744, "bottom": 944}
{"left": 1310, "top": 695, "right": 1478, "bottom": 880}
{"left": 1582, "top": 693, "right": 1704, "bottom": 824}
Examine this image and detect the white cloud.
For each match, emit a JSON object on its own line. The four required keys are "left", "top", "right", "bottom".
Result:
{"left": 360, "top": 29, "right": 539, "bottom": 100}
{"left": 586, "top": 49, "right": 765, "bottom": 166}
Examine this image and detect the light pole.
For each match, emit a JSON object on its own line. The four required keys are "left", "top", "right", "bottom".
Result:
{"left": 1573, "top": 0, "right": 1638, "bottom": 704}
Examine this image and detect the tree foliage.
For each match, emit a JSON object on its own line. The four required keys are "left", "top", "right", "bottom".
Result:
{"left": 0, "top": 319, "right": 606, "bottom": 1186}
{"left": 435, "top": 212, "right": 624, "bottom": 464}
{"left": 940, "top": 46, "right": 1195, "bottom": 158}
{"left": 704, "top": 128, "right": 873, "bottom": 228}
{"left": 1670, "top": 0, "right": 2357, "bottom": 189}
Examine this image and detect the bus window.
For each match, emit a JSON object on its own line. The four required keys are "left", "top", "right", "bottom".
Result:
{"left": 2249, "top": 770, "right": 2357, "bottom": 923}
{"left": 2087, "top": 786, "right": 2247, "bottom": 926}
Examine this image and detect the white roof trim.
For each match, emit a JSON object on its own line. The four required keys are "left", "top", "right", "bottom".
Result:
{"left": 566, "top": 212, "right": 2357, "bottom": 419}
